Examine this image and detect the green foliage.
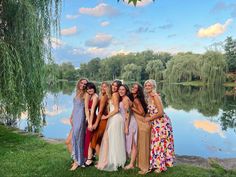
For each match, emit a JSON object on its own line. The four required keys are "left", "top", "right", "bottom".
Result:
{"left": 164, "top": 53, "right": 201, "bottom": 83}
{"left": 224, "top": 36, "right": 236, "bottom": 72}
{"left": 0, "top": 0, "right": 61, "bottom": 129}
{"left": 122, "top": 63, "right": 142, "bottom": 81}
{"left": 200, "top": 51, "right": 227, "bottom": 85}
{"left": 146, "top": 60, "right": 165, "bottom": 81}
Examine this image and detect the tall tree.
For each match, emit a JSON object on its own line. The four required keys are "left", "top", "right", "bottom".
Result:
{"left": 122, "top": 63, "right": 142, "bottom": 81}
{"left": 0, "top": 0, "right": 61, "bottom": 129}
{"left": 145, "top": 60, "right": 165, "bottom": 81}
{"left": 224, "top": 36, "right": 236, "bottom": 72}
{"left": 200, "top": 51, "right": 227, "bottom": 85}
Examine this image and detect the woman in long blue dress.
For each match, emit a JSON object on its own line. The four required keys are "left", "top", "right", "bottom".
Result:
{"left": 70, "top": 78, "right": 88, "bottom": 171}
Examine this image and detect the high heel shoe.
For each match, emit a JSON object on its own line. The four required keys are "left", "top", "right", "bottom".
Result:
{"left": 84, "top": 159, "right": 94, "bottom": 167}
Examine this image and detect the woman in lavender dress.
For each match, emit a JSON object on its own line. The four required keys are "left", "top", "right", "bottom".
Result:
{"left": 118, "top": 84, "right": 138, "bottom": 170}
{"left": 70, "top": 78, "right": 88, "bottom": 171}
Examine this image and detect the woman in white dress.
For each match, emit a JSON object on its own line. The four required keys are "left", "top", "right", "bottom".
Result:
{"left": 96, "top": 80, "right": 126, "bottom": 171}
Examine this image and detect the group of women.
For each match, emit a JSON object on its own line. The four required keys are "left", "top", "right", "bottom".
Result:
{"left": 65, "top": 78, "right": 175, "bottom": 175}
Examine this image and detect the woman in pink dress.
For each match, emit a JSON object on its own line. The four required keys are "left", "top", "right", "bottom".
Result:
{"left": 118, "top": 84, "right": 138, "bottom": 170}
{"left": 144, "top": 79, "right": 174, "bottom": 174}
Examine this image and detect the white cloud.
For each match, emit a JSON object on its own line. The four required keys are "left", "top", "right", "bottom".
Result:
{"left": 79, "top": 3, "right": 118, "bottom": 17}
{"left": 85, "top": 33, "right": 113, "bottom": 48}
{"left": 100, "top": 21, "right": 110, "bottom": 27}
{"left": 111, "top": 49, "right": 130, "bottom": 56}
{"left": 124, "top": 0, "right": 153, "bottom": 7}
{"left": 61, "top": 26, "right": 77, "bottom": 36}
{"left": 197, "top": 19, "right": 233, "bottom": 38}
{"left": 66, "top": 14, "right": 80, "bottom": 20}
{"left": 50, "top": 37, "right": 64, "bottom": 49}
{"left": 193, "top": 120, "right": 225, "bottom": 138}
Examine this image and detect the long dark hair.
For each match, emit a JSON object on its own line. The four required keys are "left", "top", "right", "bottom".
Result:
{"left": 134, "top": 83, "right": 148, "bottom": 114}
{"left": 119, "top": 84, "right": 134, "bottom": 102}
{"left": 85, "top": 82, "right": 97, "bottom": 93}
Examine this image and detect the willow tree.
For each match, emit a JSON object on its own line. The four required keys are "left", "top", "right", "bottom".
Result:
{"left": 122, "top": 63, "right": 142, "bottom": 81}
{"left": 0, "top": 0, "right": 61, "bottom": 131}
{"left": 200, "top": 51, "right": 227, "bottom": 85}
{"left": 145, "top": 60, "right": 165, "bottom": 81}
{"left": 164, "top": 53, "right": 201, "bottom": 83}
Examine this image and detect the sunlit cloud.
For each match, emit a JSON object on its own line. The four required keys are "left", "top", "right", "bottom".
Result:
{"left": 61, "top": 26, "right": 77, "bottom": 36}
{"left": 66, "top": 14, "right": 80, "bottom": 20}
{"left": 194, "top": 120, "right": 225, "bottom": 138}
{"left": 85, "top": 33, "right": 113, "bottom": 48}
{"left": 79, "top": 3, "right": 118, "bottom": 17}
{"left": 197, "top": 19, "right": 233, "bottom": 38}
{"left": 50, "top": 37, "right": 65, "bottom": 49}
{"left": 111, "top": 49, "right": 130, "bottom": 56}
{"left": 60, "top": 118, "right": 71, "bottom": 125}
{"left": 124, "top": 0, "right": 153, "bottom": 7}
{"left": 45, "top": 105, "right": 66, "bottom": 117}
{"left": 100, "top": 21, "right": 110, "bottom": 27}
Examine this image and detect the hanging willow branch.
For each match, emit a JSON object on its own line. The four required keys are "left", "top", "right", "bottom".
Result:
{"left": 0, "top": 0, "right": 61, "bottom": 131}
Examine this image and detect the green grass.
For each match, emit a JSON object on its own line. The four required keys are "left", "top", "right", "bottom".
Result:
{"left": 0, "top": 125, "right": 236, "bottom": 177}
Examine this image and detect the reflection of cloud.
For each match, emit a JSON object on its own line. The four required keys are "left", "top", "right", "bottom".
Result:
{"left": 45, "top": 105, "right": 65, "bottom": 117}
{"left": 50, "top": 37, "right": 65, "bottom": 49}
{"left": 20, "top": 112, "right": 28, "bottom": 120}
{"left": 60, "top": 118, "right": 71, "bottom": 126}
{"left": 85, "top": 33, "right": 113, "bottom": 48}
{"left": 100, "top": 21, "right": 110, "bottom": 27}
{"left": 79, "top": 3, "right": 118, "bottom": 17}
{"left": 61, "top": 26, "right": 77, "bottom": 36}
{"left": 66, "top": 14, "right": 80, "bottom": 20}
{"left": 194, "top": 120, "right": 225, "bottom": 138}
{"left": 197, "top": 19, "right": 232, "bottom": 38}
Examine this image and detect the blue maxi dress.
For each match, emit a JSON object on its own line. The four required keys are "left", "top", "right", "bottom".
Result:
{"left": 71, "top": 96, "right": 86, "bottom": 165}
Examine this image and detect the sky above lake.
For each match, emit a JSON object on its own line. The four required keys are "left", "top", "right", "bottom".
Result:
{"left": 52, "top": 0, "right": 236, "bottom": 67}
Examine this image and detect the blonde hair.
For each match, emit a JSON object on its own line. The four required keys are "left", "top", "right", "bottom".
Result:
{"left": 100, "top": 82, "right": 109, "bottom": 97}
{"left": 76, "top": 78, "right": 88, "bottom": 98}
{"left": 144, "top": 79, "right": 157, "bottom": 103}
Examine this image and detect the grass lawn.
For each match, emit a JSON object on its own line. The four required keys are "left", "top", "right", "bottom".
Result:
{"left": 0, "top": 125, "right": 235, "bottom": 177}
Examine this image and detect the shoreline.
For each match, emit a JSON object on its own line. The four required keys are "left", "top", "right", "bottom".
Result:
{"left": 5, "top": 125, "right": 236, "bottom": 170}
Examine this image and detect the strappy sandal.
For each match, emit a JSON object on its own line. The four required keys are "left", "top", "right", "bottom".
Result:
{"left": 138, "top": 169, "right": 151, "bottom": 175}
{"left": 84, "top": 159, "right": 94, "bottom": 167}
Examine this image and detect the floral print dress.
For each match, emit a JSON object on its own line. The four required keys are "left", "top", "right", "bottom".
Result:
{"left": 148, "top": 100, "right": 175, "bottom": 172}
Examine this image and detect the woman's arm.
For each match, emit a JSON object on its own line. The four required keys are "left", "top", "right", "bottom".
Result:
{"left": 84, "top": 93, "right": 90, "bottom": 122}
{"left": 93, "top": 95, "right": 108, "bottom": 129}
{"left": 89, "top": 94, "right": 98, "bottom": 127}
{"left": 132, "top": 98, "right": 145, "bottom": 116}
{"left": 123, "top": 97, "right": 130, "bottom": 134}
{"left": 102, "top": 92, "right": 119, "bottom": 119}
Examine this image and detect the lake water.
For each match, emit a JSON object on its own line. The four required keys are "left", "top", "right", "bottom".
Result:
{"left": 17, "top": 82, "right": 236, "bottom": 158}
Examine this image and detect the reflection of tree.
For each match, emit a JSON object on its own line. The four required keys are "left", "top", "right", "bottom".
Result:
{"left": 220, "top": 95, "right": 236, "bottom": 132}
{"left": 46, "top": 81, "right": 75, "bottom": 95}
{"left": 161, "top": 84, "right": 224, "bottom": 117}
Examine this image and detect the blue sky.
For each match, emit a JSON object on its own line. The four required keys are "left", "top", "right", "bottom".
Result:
{"left": 52, "top": 0, "right": 236, "bottom": 67}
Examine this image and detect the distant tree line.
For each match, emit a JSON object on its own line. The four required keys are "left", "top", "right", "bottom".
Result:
{"left": 47, "top": 36, "right": 236, "bottom": 85}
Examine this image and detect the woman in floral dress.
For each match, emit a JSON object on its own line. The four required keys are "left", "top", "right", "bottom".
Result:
{"left": 144, "top": 79, "right": 175, "bottom": 174}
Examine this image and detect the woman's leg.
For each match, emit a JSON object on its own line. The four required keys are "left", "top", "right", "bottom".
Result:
{"left": 65, "top": 130, "right": 72, "bottom": 154}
